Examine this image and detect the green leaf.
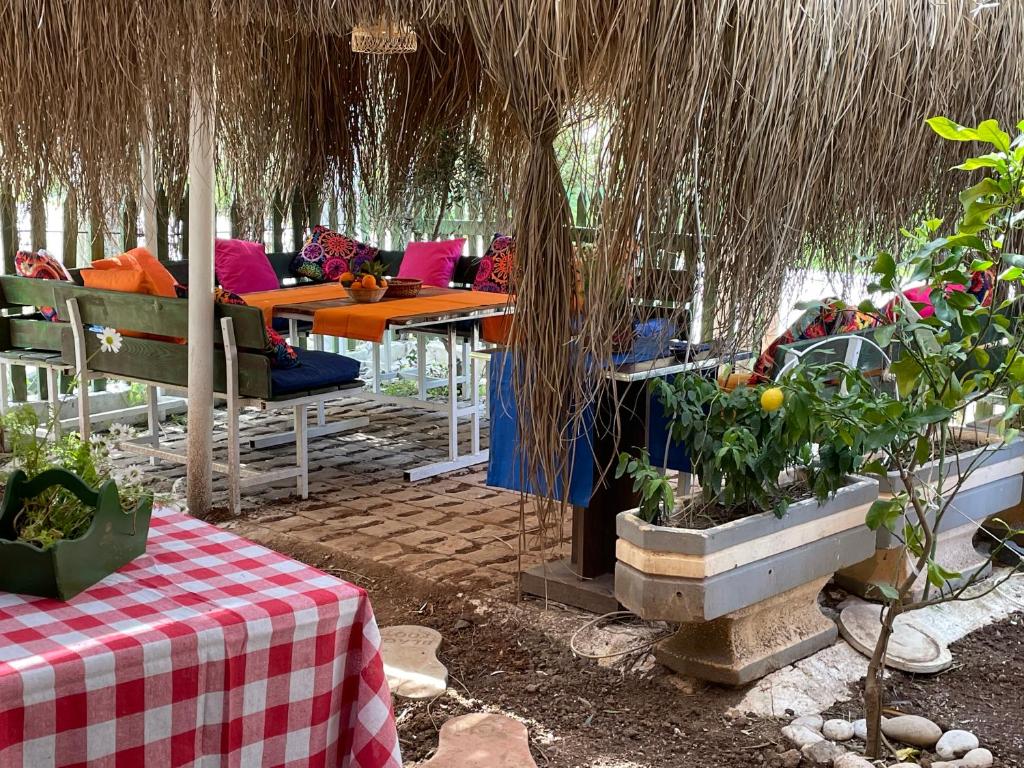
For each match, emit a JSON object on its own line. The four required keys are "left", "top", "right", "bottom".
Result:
{"left": 999, "top": 266, "right": 1024, "bottom": 281}
{"left": 969, "top": 258, "right": 994, "bottom": 271}
{"left": 869, "top": 582, "right": 901, "bottom": 601}
{"left": 927, "top": 561, "right": 962, "bottom": 588}
{"left": 866, "top": 497, "right": 905, "bottom": 532}
{"left": 975, "top": 119, "right": 1011, "bottom": 152}
{"left": 954, "top": 154, "right": 1006, "bottom": 171}
{"left": 891, "top": 356, "right": 923, "bottom": 398}
{"left": 927, "top": 116, "right": 978, "bottom": 142}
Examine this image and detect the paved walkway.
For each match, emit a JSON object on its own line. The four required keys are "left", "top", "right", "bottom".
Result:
{"left": 118, "top": 397, "right": 571, "bottom": 593}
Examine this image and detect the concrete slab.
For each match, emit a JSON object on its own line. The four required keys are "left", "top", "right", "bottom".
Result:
{"left": 380, "top": 625, "right": 448, "bottom": 699}
{"left": 838, "top": 603, "right": 952, "bottom": 673}
{"left": 420, "top": 713, "right": 538, "bottom": 768}
{"left": 732, "top": 572, "right": 1024, "bottom": 717}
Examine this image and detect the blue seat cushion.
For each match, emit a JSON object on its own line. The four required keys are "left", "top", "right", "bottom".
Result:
{"left": 271, "top": 349, "right": 361, "bottom": 397}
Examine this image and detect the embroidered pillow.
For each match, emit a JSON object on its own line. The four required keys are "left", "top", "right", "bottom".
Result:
{"left": 397, "top": 238, "right": 465, "bottom": 287}
{"left": 473, "top": 234, "right": 516, "bottom": 294}
{"left": 289, "top": 225, "right": 379, "bottom": 283}
{"left": 214, "top": 288, "right": 298, "bottom": 369}
{"left": 215, "top": 238, "right": 279, "bottom": 294}
{"left": 14, "top": 250, "right": 72, "bottom": 321}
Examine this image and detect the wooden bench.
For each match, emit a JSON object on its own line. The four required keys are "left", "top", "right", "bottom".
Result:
{"left": 0, "top": 277, "right": 72, "bottom": 435}
{"left": 48, "top": 283, "right": 366, "bottom": 513}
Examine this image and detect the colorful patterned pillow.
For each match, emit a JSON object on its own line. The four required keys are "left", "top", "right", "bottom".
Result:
{"left": 289, "top": 225, "right": 379, "bottom": 283}
{"left": 472, "top": 234, "right": 516, "bottom": 294}
{"left": 213, "top": 288, "right": 299, "bottom": 369}
{"left": 14, "top": 250, "right": 72, "bottom": 321}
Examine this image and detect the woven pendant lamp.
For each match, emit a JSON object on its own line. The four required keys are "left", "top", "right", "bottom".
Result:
{"left": 351, "top": 18, "right": 418, "bottom": 54}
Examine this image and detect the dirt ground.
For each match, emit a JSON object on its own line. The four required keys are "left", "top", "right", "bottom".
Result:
{"left": 231, "top": 523, "right": 1024, "bottom": 768}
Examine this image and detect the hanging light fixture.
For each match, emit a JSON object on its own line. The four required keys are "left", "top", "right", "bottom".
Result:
{"left": 351, "top": 18, "right": 418, "bottom": 55}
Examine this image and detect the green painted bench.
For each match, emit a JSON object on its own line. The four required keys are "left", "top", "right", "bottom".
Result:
{"left": 16, "top": 280, "right": 367, "bottom": 514}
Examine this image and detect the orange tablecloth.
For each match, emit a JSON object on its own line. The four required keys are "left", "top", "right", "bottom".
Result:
{"left": 241, "top": 284, "right": 512, "bottom": 343}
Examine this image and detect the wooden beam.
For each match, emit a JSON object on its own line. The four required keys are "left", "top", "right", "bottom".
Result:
{"left": 141, "top": 113, "right": 158, "bottom": 250}
{"left": 290, "top": 189, "right": 305, "bottom": 250}
{"left": 122, "top": 195, "right": 138, "bottom": 250}
{"left": 156, "top": 186, "right": 170, "bottom": 261}
{"left": 186, "top": 84, "right": 216, "bottom": 516}
{"left": 2, "top": 192, "right": 26, "bottom": 402}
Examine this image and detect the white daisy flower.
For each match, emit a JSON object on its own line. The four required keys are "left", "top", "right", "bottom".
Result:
{"left": 123, "top": 466, "right": 144, "bottom": 485}
{"left": 95, "top": 327, "right": 123, "bottom": 354}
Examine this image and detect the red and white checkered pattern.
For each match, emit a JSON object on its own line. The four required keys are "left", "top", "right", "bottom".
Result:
{"left": 0, "top": 508, "right": 401, "bottom": 768}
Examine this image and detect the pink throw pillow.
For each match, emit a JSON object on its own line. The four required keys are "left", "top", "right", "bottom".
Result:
{"left": 397, "top": 238, "right": 466, "bottom": 288}
{"left": 215, "top": 238, "right": 279, "bottom": 294}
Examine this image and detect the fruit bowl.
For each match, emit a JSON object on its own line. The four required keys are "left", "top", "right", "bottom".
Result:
{"left": 345, "top": 284, "right": 388, "bottom": 303}
{"left": 384, "top": 278, "right": 423, "bottom": 299}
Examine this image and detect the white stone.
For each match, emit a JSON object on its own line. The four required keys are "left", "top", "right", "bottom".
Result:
{"left": 801, "top": 740, "right": 846, "bottom": 766}
{"left": 881, "top": 714, "right": 943, "bottom": 748}
{"left": 792, "top": 714, "right": 824, "bottom": 731}
{"left": 822, "top": 719, "right": 855, "bottom": 741}
{"left": 833, "top": 754, "right": 874, "bottom": 768}
{"left": 936, "top": 730, "right": 980, "bottom": 760}
{"left": 961, "top": 748, "right": 994, "bottom": 768}
{"left": 852, "top": 719, "right": 867, "bottom": 740}
{"left": 781, "top": 724, "right": 825, "bottom": 749}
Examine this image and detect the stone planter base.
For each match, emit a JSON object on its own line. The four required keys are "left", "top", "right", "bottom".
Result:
{"left": 653, "top": 576, "right": 835, "bottom": 686}
{"left": 836, "top": 522, "right": 993, "bottom": 601}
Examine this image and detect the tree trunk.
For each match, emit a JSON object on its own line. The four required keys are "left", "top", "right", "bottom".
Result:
{"left": 864, "top": 603, "right": 900, "bottom": 758}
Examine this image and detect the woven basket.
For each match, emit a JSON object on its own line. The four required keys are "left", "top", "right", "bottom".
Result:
{"left": 384, "top": 278, "right": 423, "bottom": 299}
{"left": 346, "top": 285, "right": 388, "bottom": 303}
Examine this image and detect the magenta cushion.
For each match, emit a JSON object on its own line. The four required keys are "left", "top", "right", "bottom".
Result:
{"left": 397, "top": 238, "right": 465, "bottom": 288}
{"left": 215, "top": 238, "right": 279, "bottom": 294}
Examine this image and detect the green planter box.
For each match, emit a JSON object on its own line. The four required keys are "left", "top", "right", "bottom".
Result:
{"left": 0, "top": 468, "right": 152, "bottom": 600}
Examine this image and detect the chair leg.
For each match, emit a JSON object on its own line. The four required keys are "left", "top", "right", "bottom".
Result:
{"left": 0, "top": 361, "right": 9, "bottom": 419}
{"left": 227, "top": 396, "right": 241, "bottom": 516}
{"left": 294, "top": 404, "right": 309, "bottom": 499}
{"left": 46, "top": 368, "right": 61, "bottom": 440}
{"left": 147, "top": 386, "right": 160, "bottom": 465}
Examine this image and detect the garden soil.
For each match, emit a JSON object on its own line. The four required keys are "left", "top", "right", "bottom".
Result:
{"left": 245, "top": 530, "right": 1023, "bottom": 768}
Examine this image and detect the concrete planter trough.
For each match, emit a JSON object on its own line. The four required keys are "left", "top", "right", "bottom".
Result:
{"left": 836, "top": 429, "right": 1024, "bottom": 601}
{"left": 615, "top": 475, "right": 878, "bottom": 686}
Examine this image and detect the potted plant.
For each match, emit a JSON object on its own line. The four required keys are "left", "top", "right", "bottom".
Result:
{"left": 0, "top": 358, "right": 154, "bottom": 600}
{"left": 614, "top": 373, "right": 879, "bottom": 685}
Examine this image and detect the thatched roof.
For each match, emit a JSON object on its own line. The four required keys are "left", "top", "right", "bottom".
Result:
{"left": 2, "top": 0, "right": 1022, "bottom": 508}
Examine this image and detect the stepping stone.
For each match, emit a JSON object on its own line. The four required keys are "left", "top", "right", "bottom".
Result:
{"left": 421, "top": 713, "right": 538, "bottom": 768}
{"left": 838, "top": 603, "right": 952, "bottom": 673}
{"left": 380, "top": 624, "right": 448, "bottom": 699}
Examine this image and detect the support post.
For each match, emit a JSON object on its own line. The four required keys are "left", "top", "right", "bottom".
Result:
{"left": 186, "top": 86, "right": 216, "bottom": 517}
{"left": 62, "top": 190, "right": 78, "bottom": 268}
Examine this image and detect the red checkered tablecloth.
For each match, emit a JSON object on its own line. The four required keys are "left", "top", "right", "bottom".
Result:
{"left": 0, "top": 507, "right": 401, "bottom": 768}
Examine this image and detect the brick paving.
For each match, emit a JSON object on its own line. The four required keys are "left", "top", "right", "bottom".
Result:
{"left": 116, "top": 396, "right": 571, "bottom": 593}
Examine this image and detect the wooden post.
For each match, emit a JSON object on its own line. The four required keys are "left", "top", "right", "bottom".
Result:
{"left": 156, "top": 186, "right": 170, "bottom": 261}
{"left": 122, "top": 195, "right": 138, "bottom": 250}
{"left": 62, "top": 190, "right": 78, "bottom": 268}
{"left": 186, "top": 85, "right": 216, "bottom": 517}
{"left": 290, "top": 189, "right": 305, "bottom": 251}
{"left": 229, "top": 198, "right": 241, "bottom": 239}
{"left": 30, "top": 188, "right": 46, "bottom": 251}
{"left": 328, "top": 191, "right": 339, "bottom": 232}
{"left": 141, "top": 115, "right": 159, "bottom": 250}
{"left": 88, "top": 210, "right": 105, "bottom": 261}
{"left": 271, "top": 192, "right": 285, "bottom": 252}
{"left": 177, "top": 191, "right": 190, "bottom": 259}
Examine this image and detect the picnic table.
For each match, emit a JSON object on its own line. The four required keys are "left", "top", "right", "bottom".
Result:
{"left": 243, "top": 284, "right": 514, "bottom": 481}
{"left": 0, "top": 507, "right": 401, "bottom": 768}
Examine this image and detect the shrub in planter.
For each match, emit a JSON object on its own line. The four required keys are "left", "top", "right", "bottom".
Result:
{"left": 615, "top": 374, "right": 879, "bottom": 685}
{"left": 0, "top": 406, "right": 153, "bottom": 600}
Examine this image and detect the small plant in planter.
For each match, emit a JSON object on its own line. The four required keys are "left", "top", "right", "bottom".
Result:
{"left": 614, "top": 374, "right": 879, "bottom": 685}
{"left": 0, "top": 327, "right": 155, "bottom": 600}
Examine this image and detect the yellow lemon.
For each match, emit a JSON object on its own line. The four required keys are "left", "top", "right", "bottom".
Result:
{"left": 760, "top": 387, "right": 784, "bottom": 412}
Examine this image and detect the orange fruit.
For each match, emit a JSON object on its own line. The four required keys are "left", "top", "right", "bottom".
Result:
{"left": 339, "top": 271, "right": 355, "bottom": 285}
{"left": 361, "top": 275, "right": 377, "bottom": 289}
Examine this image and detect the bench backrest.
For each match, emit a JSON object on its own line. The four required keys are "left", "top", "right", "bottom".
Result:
{"left": 50, "top": 281, "right": 274, "bottom": 400}
{"left": 0, "top": 276, "right": 71, "bottom": 357}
